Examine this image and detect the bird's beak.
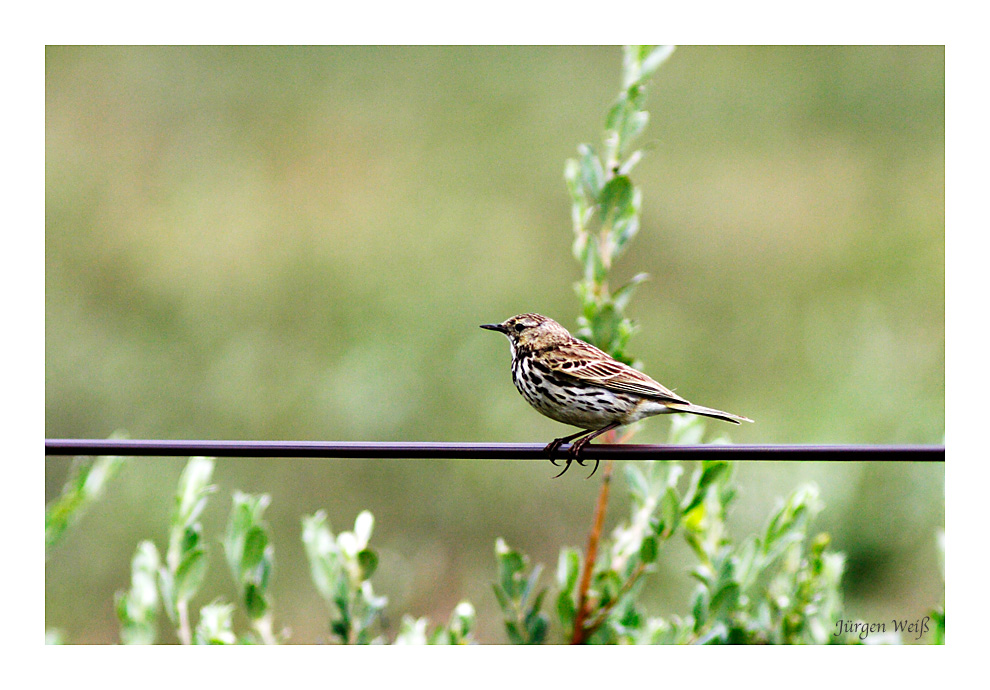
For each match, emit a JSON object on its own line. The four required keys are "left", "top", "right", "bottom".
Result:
{"left": 480, "top": 323, "right": 507, "bottom": 333}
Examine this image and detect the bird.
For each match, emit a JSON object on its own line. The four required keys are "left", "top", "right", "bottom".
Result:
{"left": 480, "top": 313, "right": 752, "bottom": 477}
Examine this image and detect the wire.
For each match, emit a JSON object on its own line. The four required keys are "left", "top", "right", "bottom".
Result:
{"left": 44, "top": 439, "right": 944, "bottom": 462}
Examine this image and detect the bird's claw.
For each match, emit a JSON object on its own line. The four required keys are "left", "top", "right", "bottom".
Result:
{"left": 551, "top": 458, "right": 572, "bottom": 479}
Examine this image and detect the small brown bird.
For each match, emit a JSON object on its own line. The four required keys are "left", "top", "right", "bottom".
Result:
{"left": 481, "top": 313, "right": 752, "bottom": 477}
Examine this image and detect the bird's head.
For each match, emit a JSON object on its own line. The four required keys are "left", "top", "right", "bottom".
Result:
{"left": 480, "top": 313, "right": 569, "bottom": 351}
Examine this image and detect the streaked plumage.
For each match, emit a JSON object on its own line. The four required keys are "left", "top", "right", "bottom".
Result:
{"left": 481, "top": 313, "right": 752, "bottom": 477}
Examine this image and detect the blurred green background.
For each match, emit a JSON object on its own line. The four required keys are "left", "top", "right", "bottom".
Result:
{"left": 46, "top": 46, "right": 944, "bottom": 644}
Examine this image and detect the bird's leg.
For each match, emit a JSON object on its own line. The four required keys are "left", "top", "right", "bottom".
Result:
{"left": 568, "top": 422, "right": 621, "bottom": 479}
{"left": 545, "top": 428, "right": 595, "bottom": 466}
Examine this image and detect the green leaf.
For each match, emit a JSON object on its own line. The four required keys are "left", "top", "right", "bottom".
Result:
{"left": 556, "top": 589, "right": 577, "bottom": 631}
{"left": 504, "top": 621, "right": 525, "bottom": 645}
{"left": 734, "top": 537, "right": 759, "bottom": 588}
{"left": 638, "top": 45, "right": 676, "bottom": 81}
{"left": 623, "top": 45, "right": 675, "bottom": 87}
{"left": 683, "top": 460, "right": 731, "bottom": 514}
{"left": 492, "top": 582, "right": 510, "bottom": 613}
{"left": 168, "top": 457, "right": 215, "bottom": 570}
{"left": 240, "top": 526, "right": 268, "bottom": 572}
{"left": 174, "top": 548, "right": 208, "bottom": 601}
{"left": 527, "top": 588, "right": 547, "bottom": 625}
{"left": 224, "top": 494, "right": 272, "bottom": 586}
{"left": 660, "top": 486, "right": 681, "bottom": 535}
{"left": 613, "top": 273, "right": 649, "bottom": 312}
{"left": 609, "top": 188, "right": 642, "bottom": 253}
{"left": 116, "top": 541, "right": 162, "bottom": 645}
{"left": 606, "top": 97, "right": 650, "bottom": 156}
{"left": 521, "top": 563, "right": 543, "bottom": 604}
{"left": 691, "top": 586, "right": 708, "bottom": 629}
{"left": 526, "top": 613, "right": 548, "bottom": 644}
{"left": 576, "top": 144, "right": 604, "bottom": 200}
{"left": 710, "top": 580, "right": 741, "bottom": 619}
{"left": 45, "top": 449, "right": 126, "bottom": 552}
{"left": 301, "top": 512, "right": 338, "bottom": 601}
{"left": 243, "top": 583, "right": 269, "bottom": 620}
{"left": 357, "top": 549, "right": 378, "bottom": 580}
{"left": 599, "top": 176, "right": 633, "bottom": 226}
{"left": 595, "top": 570, "right": 623, "bottom": 607}
{"left": 174, "top": 457, "right": 215, "bottom": 527}
{"left": 496, "top": 547, "right": 525, "bottom": 598}
{"left": 180, "top": 524, "right": 202, "bottom": 555}
{"left": 564, "top": 158, "right": 585, "bottom": 205}
{"left": 931, "top": 607, "right": 944, "bottom": 645}
{"left": 331, "top": 619, "right": 349, "bottom": 641}
{"left": 557, "top": 547, "right": 581, "bottom": 593}
{"left": 639, "top": 534, "right": 659, "bottom": 564}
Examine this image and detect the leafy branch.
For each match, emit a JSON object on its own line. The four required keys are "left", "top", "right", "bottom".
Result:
{"left": 45, "top": 450, "right": 941, "bottom": 644}
{"left": 563, "top": 43, "right": 675, "bottom": 644}
{"left": 45, "top": 436, "right": 127, "bottom": 554}
{"left": 566, "top": 44, "right": 674, "bottom": 364}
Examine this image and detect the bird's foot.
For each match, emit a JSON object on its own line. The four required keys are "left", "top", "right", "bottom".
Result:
{"left": 567, "top": 437, "right": 600, "bottom": 479}
{"left": 545, "top": 430, "right": 592, "bottom": 470}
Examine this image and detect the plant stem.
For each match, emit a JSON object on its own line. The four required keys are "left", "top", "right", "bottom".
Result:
{"left": 570, "top": 430, "right": 617, "bottom": 644}
{"left": 583, "top": 561, "right": 647, "bottom": 632}
{"left": 177, "top": 599, "right": 192, "bottom": 645}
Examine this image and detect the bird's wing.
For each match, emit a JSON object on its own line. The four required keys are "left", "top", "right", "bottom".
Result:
{"left": 542, "top": 340, "right": 690, "bottom": 404}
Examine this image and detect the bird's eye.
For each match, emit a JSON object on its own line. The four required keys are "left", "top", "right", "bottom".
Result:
{"left": 513, "top": 323, "right": 526, "bottom": 333}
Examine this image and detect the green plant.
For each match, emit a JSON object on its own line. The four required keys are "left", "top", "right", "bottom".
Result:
{"left": 45, "top": 438, "right": 128, "bottom": 643}
{"left": 45, "top": 440, "right": 126, "bottom": 553}
{"left": 559, "top": 44, "right": 682, "bottom": 642}
{"left": 566, "top": 44, "right": 673, "bottom": 364}
{"left": 158, "top": 456, "right": 215, "bottom": 644}
{"left": 394, "top": 603, "right": 476, "bottom": 645}
{"left": 115, "top": 541, "right": 160, "bottom": 644}
{"left": 224, "top": 491, "right": 278, "bottom": 643}
{"left": 302, "top": 510, "right": 386, "bottom": 644}
{"left": 492, "top": 416, "right": 885, "bottom": 644}
{"left": 43, "top": 447, "right": 943, "bottom": 644}
{"left": 113, "top": 457, "right": 287, "bottom": 644}
{"left": 492, "top": 537, "right": 549, "bottom": 644}
{"left": 123, "top": 459, "right": 476, "bottom": 644}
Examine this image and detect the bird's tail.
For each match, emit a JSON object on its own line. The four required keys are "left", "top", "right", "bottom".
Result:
{"left": 666, "top": 402, "right": 753, "bottom": 425}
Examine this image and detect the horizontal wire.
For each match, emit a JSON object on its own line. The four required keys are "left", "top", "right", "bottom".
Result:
{"left": 45, "top": 439, "right": 944, "bottom": 462}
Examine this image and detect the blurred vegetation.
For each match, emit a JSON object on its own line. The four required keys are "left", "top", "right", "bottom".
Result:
{"left": 46, "top": 46, "right": 943, "bottom": 643}
{"left": 51, "top": 446, "right": 943, "bottom": 644}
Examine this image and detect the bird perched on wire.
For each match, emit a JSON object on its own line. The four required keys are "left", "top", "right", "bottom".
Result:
{"left": 481, "top": 313, "right": 752, "bottom": 478}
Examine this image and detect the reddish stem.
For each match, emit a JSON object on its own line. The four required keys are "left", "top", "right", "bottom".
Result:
{"left": 570, "top": 428, "right": 617, "bottom": 644}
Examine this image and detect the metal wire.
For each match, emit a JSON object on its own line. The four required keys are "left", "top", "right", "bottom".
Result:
{"left": 44, "top": 439, "right": 944, "bottom": 462}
